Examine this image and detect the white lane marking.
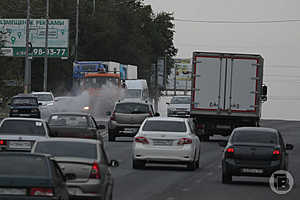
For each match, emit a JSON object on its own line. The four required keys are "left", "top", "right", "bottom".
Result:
{"left": 166, "top": 197, "right": 176, "bottom": 200}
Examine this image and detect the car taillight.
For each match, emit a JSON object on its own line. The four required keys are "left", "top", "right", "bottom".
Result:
{"left": 225, "top": 147, "right": 234, "bottom": 158}
{"left": 272, "top": 149, "right": 280, "bottom": 160}
{"left": 0, "top": 140, "right": 6, "bottom": 145}
{"left": 135, "top": 136, "right": 149, "bottom": 144}
{"left": 30, "top": 188, "right": 54, "bottom": 196}
{"left": 178, "top": 138, "right": 193, "bottom": 145}
{"left": 89, "top": 162, "right": 101, "bottom": 179}
{"left": 110, "top": 112, "right": 116, "bottom": 121}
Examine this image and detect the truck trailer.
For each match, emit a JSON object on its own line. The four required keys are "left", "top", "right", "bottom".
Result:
{"left": 190, "top": 52, "right": 267, "bottom": 141}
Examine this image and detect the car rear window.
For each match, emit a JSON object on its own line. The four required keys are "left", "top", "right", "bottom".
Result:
{"left": 142, "top": 120, "right": 187, "bottom": 132}
{"left": 170, "top": 97, "right": 190, "bottom": 104}
{"left": 12, "top": 97, "right": 37, "bottom": 105}
{"left": 34, "top": 141, "right": 98, "bottom": 159}
{"left": 115, "top": 103, "right": 149, "bottom": 114}
{"left": 32, "top": 93, "right": 53, "bottom": 101}
{"left": 0, "top": 155, "right": 49, "bottom": 177}
{"left": 0, "top": 120, "right": 46, "bottom": 136}
{"left": 231, "top": 130, "right": 278, "bottom": 144}
{"left": 48, "top": 115, "right": 88, "bottom": 127}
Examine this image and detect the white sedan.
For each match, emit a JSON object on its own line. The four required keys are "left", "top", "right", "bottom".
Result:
{"left": 132, "top": 117, "right": 201, "bottom": 170}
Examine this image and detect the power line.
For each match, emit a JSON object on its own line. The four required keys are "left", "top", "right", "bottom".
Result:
{"left": 174, "top": 18, "right": 300, "bottom": 24}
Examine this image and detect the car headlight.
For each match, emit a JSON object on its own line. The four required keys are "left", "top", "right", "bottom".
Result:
{"left": 47, "top": 102, "right": 54, "bottom": 106}
{"left": 31, "top": 108, "right": 39, "bottom": 113}
{"left": 83, "top": 106, "right": 90, "bottom": 111}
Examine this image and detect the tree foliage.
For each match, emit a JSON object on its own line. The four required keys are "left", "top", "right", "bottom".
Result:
{"left": 0, "top": 0, "right": 177, "bottom": 97}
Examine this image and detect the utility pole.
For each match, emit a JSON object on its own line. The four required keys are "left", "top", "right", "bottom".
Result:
{"left": 24, "top": 0, "right": 31, "bottom": 94}
{"left": 154, "top": 61, "right": 158, "bottom": 113}
{"left": 75, "top": 0, "right": 79, "bottom": 61}
{"left": 174, "top": 64, "right": 177, "bottom": 96}
{"left": 164, "top": 55, "right": 167, "bottom": 96}
{"left": 43, "top": 0, "right": 49, "bottom": 91}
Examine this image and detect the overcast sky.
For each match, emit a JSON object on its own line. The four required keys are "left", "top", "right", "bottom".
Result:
{"left": 144, "top": 0, "right": 300, "bottom": 120}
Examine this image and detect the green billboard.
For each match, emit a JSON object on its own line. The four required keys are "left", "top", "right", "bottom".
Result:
{"left": 0, "top": 19, "right": 69, "bottom": 57}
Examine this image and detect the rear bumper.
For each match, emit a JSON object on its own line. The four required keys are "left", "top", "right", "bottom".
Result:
{"left": 108, "top": 121, "right": 140, "bottom": 137}
{"left": 223, "top": 159, "right": 281, "bottom": 177}
{"left": 0, "top": 196, "right": 58, "bottom": 200}
{"left": 134, "top": 144, "right": 195, "bottom": 163}
{"left": 67, "top": 179, "right": 105, "bottom": 199}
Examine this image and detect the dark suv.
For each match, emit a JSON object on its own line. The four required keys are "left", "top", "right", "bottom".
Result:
{"left": 107, "top": 99, "right": 159, "bottom": 141}
{"left": 9, "top": 94, "right": 41, "bottom": 118}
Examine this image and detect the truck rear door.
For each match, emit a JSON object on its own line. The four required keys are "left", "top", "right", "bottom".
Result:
{"left": 224, "top": 58, "right": 258, "bottom": 112}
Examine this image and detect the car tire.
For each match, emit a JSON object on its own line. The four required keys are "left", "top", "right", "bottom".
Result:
{"left": 108, "top": 129, "right": 116, "bottom": 142}
{"left": 132, "top": 159, "right": 145, "bottom": 169}
{"left": 222, "top": 171, "right": 232, "bottom": 184}
{"left": 187, "top": 161, "right": 196, "bottom": 171}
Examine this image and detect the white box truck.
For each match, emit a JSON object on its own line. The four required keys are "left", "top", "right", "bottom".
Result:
{"left": 190, "top": 52, "right": 267, "bottom": 141}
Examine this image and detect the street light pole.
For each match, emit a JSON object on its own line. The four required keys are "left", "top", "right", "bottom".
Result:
{"left": 43, "top": 0, "right": 49, "bottom": 91}
{"left": 75, "top": 0, "right": 79, "bottom": 61}
{"left": 24, "top": 0, "right": 31, "bottom": 94}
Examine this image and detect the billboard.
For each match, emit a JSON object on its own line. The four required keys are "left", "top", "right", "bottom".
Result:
{"left": 167, "top": 58, "right": 192, "bottom": 90}
{"left": 0, "top": 19, "right": 69, "bottom": 57}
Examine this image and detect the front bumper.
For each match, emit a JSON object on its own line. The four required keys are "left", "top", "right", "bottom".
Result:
{"left": 223, "top": 159, "right": 281, "bottom": 177}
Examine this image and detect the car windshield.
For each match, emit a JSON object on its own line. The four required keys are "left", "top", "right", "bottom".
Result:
{"left": 0, "top": 120, "right": 46, "bottom": 136}
{"left": 34, "top": 141, "right": 98, "bottom": 159}
{"left": 231, "top": 130, "right": 278, "bottom": 144}
{"left": 125, "top": 89, "right": 141, "bottom": 98}
{"left": 115, "top": 103, "right": 149, "bottom": 114}
{"left": 170, "top": 97, "right": 190, "bottom": 104}
{"left": 0, "top": 155, "right": 49, "bottom": 177}
{"left": 11, "top": 98, "right": 37, "bottom": 105}
{"left": 33, "top": 94, "right": 53, "bottom": 101}
{"left": 142, "top": 120, "right": 187, "bottom": 132}
{"left": 48, "top": 115, "right": 88, "bottom": 127}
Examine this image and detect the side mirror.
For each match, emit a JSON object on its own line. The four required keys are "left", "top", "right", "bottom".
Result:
{"left": 286, "top": 144, "right": 294, "bottom": 150}
{"left": 109, "top": 160, "right": 119, "bottom": 167}
{"left": 218, "top": 140, "right": 227, "bottom": 147}
{"left": 166, "top": 102, "right": 170, "bottom": 105}
{"left": 38, "top": 103, "right": 42, "bottom": 106}
{"left": 64, "top": 173, "right": 76, "bottom": 181}
{"left": 106, "top": 111, "right": 111, "bottom": 116}
{"left": 154, "top": 113, "right": 160, "bottom": 117}
{"left": 97, "top": 124, "right": 106, "bottom": 130}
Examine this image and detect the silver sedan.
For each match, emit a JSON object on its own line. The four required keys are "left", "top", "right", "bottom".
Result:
{"left": 32, "top": 138, "right": 119, "bottom": 200}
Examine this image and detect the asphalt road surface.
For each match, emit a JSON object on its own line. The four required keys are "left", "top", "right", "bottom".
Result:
{"left": 105, "top": 119, "right": 299, "bottom": 200}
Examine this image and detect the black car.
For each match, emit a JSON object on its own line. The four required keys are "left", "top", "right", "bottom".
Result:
{"left": 47, "top": 113, "right": 105, "bottom": 143}
{"left": 220, "top": 127, "right": 293, "bottom": 184}
{"left": 0, "top": 152, "right": 70, "bottom": 199}
{"left": 9, "top": 94, "right": 41, "bottom": 118}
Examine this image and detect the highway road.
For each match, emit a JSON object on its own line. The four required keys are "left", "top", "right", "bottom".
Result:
{"left": 105, "top": 119, "right": 299, "bottom": 200}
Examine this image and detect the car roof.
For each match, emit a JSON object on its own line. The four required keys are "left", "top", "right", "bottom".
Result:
{"left": 2, "top": 117, "right": 44, "bottom": 122}
{"left": 49, "top": 112, "right": 90, "bottom": 117}
{"left": 117, "top": 99, "right": 151, "bottom": 105}
{"left": 35, "top": 137, "right": 100, "bottom": 144}
{"left": 233, "top": 127, "right": 278, "bottom": 134}
{"left": 32, "top": 92, "right": 53, "bottom": 95}
{"left": 145, "top": 117, "right": 187, "bottom": 122}
{"left": 13, "top": 94, "right": 37, "bottom": 98}
{"left": 171, "top": 96, "right": 191, "bottom": 98}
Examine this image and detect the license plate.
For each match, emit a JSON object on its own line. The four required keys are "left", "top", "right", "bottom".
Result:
{"left": 8, "top": 141, "right": 31, "bottom": 149}
{"left": 68, "top": 187, "right": 82, "bottom": 196}
{"left": 123, "top": 128, "right": 138, "bottom": 133}
{"left": 19, "top": 114, "right": 30, "bottom": 117}
{"left": 241, "top": 168, "right": 263, "bottom": 174}
{"left": 216, "top": 125, "right": 231, "bottom": 129}
{"left": 153, "top": 140, "right": 173, "bottom": 146}
{"left": 0, "top": 188, "right": 26, "bottom": 195}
